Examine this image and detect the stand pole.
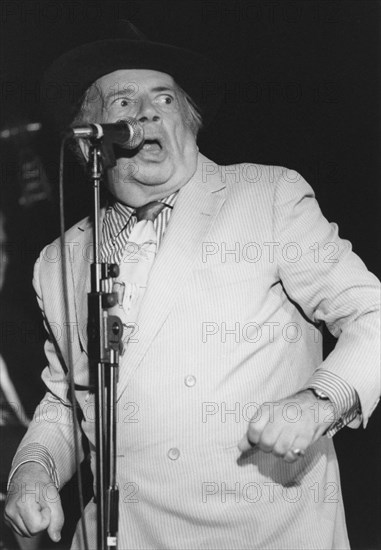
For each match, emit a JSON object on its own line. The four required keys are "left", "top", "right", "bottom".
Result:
{"left": 86, "top": 142, "right": 123, "bottom": 550}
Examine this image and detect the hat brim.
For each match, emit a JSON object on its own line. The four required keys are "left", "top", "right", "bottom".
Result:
{"left": 42, "top": 39, "right": 222, "bottom": 130}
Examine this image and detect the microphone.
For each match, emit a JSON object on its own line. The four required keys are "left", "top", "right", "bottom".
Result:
{"left": 64, "top": 118, "right": 144, "bottom": 150}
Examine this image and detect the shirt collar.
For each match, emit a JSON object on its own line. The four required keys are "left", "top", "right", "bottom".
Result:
{"left": 110, "top": 191, "right": 179, "bottom": 224}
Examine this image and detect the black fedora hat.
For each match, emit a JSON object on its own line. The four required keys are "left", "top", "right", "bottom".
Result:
{"left": 42, "top": 21, "right": 222, "bottom": 131}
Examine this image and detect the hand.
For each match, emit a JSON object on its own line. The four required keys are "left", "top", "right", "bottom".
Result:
{"left": 238, "top": 389, "right": 336, "bottom": 462}
{"left": 4, "top": 462, "right": 64, "bottom": 541}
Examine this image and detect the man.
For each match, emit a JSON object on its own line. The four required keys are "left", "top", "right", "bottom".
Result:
{"left": 4, "top": 23, "right": 380, "bottom": 550}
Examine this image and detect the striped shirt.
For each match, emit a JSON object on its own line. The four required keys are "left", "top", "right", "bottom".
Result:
{"left": 101, "top": 192, "right": 178, "bottom": 264}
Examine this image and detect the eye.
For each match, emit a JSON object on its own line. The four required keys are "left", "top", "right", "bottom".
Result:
{"left": 111, "top": 97, "right": 131, "bottom": 108}
{"left": 156, "top": 94, "right": 175, "bottom": 105}
{"left": 118, "top": 98, "right": 130, "bottom": 107}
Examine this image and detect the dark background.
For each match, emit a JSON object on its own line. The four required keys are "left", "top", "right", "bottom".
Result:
{"left": 0, "top": 1, "right": 380, "bottom": 549}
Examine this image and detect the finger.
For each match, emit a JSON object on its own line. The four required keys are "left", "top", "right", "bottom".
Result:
{"left": 19, "top": 497, "right": 51, "bottom": 536}
{"left": 272, "top": 429, "right": 297, "bottom": 458}
{"left": 257, "top": 423, "right": 283, "bottom": 453}
{"left": 284, "top": 448, "right": 305, "bottom": 463}
{"left": 284, "top": 435, "right": 310, "bottom": 463}
{"left": 238, "top": 419, "right": 273, "bottom": 452}
{"left": 238, "top": 433, "right": 256, "bottom": 452}
{"left": 4, "top": 498, "right": 45, "bottom": 538}
{"left": 46, "top": 500, "right": 64, "bottom": 542}
{"left": 15, "top": 515, "right": 35, "bottom": 538}
{"left": 4, "top": 504, "right": 37, "bottom": 539}
{"left": 244, "top": 405, "right": 273, "bottom": 448}
{"left": 238, "top": 406, "right": 269, "bottom": 452}
{"left": 239, "top": 422, "right": 282, "bottom": 454}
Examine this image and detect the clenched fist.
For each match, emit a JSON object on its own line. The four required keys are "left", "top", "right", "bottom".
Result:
{"left": 4, "top": 462, "right": 64, "bottom": 541}
{"left": 238, "top": 389, "right": 336, "bottom": 462}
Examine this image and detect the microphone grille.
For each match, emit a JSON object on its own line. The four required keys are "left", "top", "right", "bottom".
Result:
{"left": 123, "top": 117, "right": 144, "bottom": 150}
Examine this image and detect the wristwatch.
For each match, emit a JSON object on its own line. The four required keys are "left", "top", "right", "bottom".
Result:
{"left": 309, "top": 388, "right": 331, "bottom": 401}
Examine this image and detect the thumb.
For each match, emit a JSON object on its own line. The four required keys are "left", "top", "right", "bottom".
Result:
{"left": 44, "top": 498, "right": 64, "bottom": 543}
{"left": 39, "top": 506, "right": 51, "bottom": 529}
{"left": 238, "top": 434, "right": 251, "bottom": 452}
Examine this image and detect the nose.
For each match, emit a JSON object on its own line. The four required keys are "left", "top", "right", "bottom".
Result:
{"left": 136, "top": 96, "right": 161, "bottom": 124}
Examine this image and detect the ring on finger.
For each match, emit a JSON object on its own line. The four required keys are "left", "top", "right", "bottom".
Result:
{"left": 291, "top": 448, "right": 305, "bottom": 457}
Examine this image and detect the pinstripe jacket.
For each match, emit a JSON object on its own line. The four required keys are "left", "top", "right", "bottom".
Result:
{"left": 12, "top": 154, "right": 380, "bottom": 549}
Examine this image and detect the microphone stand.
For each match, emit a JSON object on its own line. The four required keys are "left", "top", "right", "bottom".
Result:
{"left": 86, "top": 138, "right": 123, "bottom": 550}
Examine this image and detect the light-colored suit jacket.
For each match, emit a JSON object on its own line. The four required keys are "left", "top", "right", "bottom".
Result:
{"left": 14, "top": 154, "right": 380, "bottom": 549}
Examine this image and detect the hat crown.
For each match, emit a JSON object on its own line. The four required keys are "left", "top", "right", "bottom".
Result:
{"left": 42, "top": 21, "right": 222, "bottom": 130}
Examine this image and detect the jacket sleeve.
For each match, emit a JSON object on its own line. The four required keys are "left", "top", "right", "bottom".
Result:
{"left": 8, "top": 246, "right": 84, "bottom": 490}
{"left": 273, "top": 167, "right": 380, "bottom": 428}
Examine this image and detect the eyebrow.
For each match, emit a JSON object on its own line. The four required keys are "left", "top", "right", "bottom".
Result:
{"left": 104, "top": 86, "right": 175, "bottom": 103}
{"left": 150, "top": 86, "right": 175, "bottom": 93}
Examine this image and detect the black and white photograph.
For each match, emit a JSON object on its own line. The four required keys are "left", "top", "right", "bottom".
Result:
{"left": 1, "top": 1, "right": 380, "bottom": 549}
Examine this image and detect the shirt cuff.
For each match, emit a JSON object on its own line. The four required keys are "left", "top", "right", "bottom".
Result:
{"left": 303, "top": 369, "right": 361, "bottom": 437}
{"left": 7, "top": 443, "right": 60, "bottom": 491}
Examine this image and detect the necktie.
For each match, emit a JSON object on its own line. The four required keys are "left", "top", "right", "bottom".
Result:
{"left": 110, "top": 201, "right": 166, "bottom": 348}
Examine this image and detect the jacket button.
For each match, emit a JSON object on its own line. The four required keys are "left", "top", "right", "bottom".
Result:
{"left": 167, "top": 448, "right": 180, "bottom": 461}
{"left": 184, "top": 375, "right": 196, "bottom": 387}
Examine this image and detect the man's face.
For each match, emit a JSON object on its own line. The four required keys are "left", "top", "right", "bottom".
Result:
{"left": 93, "top": 69, "right": 199, "bottom": 206}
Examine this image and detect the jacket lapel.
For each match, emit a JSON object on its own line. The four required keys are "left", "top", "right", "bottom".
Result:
{"left": 117, "top": 153, "right": 226, "bottom": 399}
{"left": 72, "top": 208, "right": 111, "bottom": 354}
{"left": 72, "top": 217, "right": 94, "bottom": 353}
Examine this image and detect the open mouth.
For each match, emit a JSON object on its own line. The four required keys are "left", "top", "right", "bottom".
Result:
{"left": 141, "top": 138, "right": 163, "bottom": 153}
{"left": 113, "top": 137, "right": 164, "bottom": 159}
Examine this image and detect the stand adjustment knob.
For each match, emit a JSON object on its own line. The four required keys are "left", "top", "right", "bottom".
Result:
{"left": 102, "top": 292, "right": 118, "bottom": 308}
{"left": 108, "top": 263, "right": 119, "bottom": 278}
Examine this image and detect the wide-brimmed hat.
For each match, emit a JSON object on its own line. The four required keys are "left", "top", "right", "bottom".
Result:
{"left": 42, "top": 21, "right": 222, "bottom": 131}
